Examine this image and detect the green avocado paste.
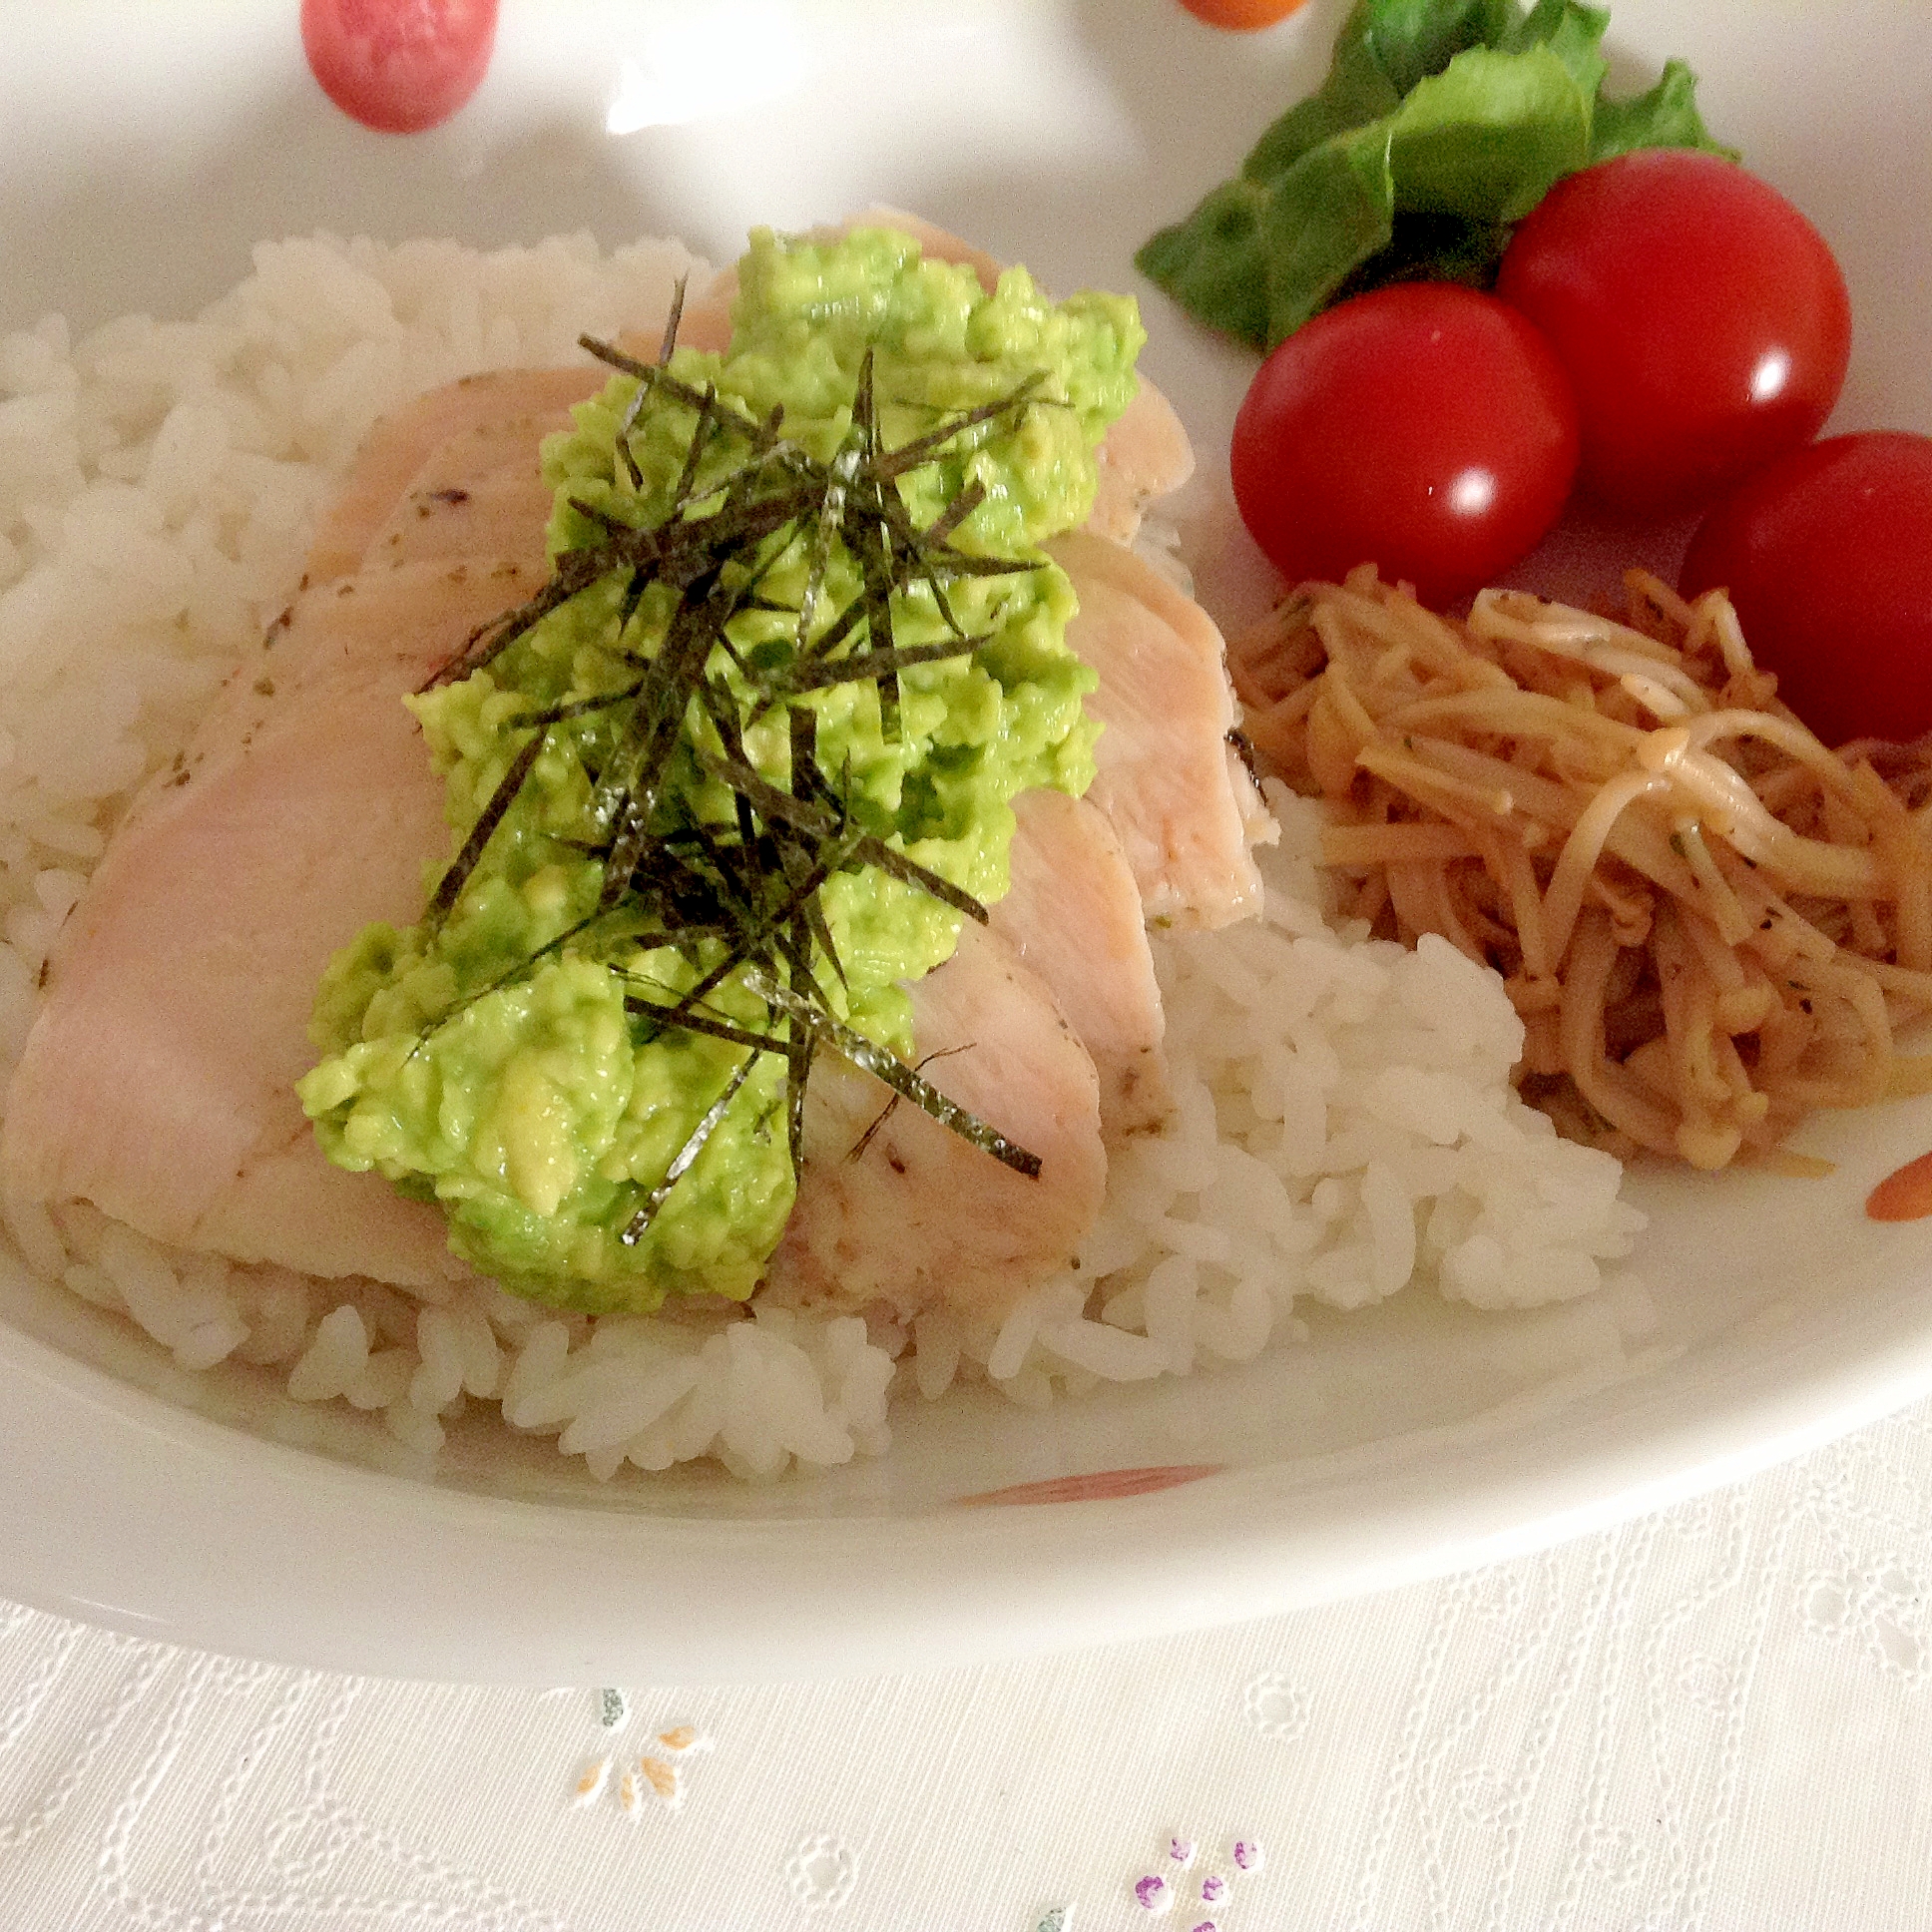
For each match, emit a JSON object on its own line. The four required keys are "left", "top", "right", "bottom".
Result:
{"left": 296, "top": 226, "right": 1146, "bottom": 1312}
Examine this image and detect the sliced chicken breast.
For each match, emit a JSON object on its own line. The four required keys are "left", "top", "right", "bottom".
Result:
{"left": 759, "top": 918, "right": 1105, "bottom": 1321}
{"left": 1051, "top": 527, "right": 1267, "bottom": 931}
{"left": 305, "top": 366, "right": 608, "bottom": 585}
{"left": 990, "top": 789, "right": 1169, "bottom": 1139}
{"left": 1088, "top": 379, "right": 1194, "bottom": 547}
{"left": 360, "top": 399, "right": 595, "bottom": 575}
{"left": 2, "top": 558, "right": 545, "bottom": 1286}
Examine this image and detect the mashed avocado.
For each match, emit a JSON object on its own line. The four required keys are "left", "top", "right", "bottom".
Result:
{"left": 298, "top": 227, "right": 1144, "bottom": 1311}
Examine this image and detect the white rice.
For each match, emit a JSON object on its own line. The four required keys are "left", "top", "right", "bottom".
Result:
{"left": 0, "top": 234, "right": 1643, "bottom": 1480}
{"left": 960, "top": 792, "right": 1642, "bottom": 1395}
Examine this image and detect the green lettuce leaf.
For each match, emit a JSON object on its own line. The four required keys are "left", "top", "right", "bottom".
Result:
{"left": 1254, "top": 132, "right": 1397, "bottom": 341}
{"left": 1589, "top": 56, "right": 1722, "bottom": 162}
{"left": 1388, "top": 45, "right": 1594, "bottom": 222}
{"left": 1136, "top": 0, "right": 1730, "bottom": 350}
{"left": 1363, "top": 0, "right": 1517, "bottom": 96}
{"left": 1498, "top": 0, "right": 1608, "bottom": 94}
{"left": 1240, "top": 12, "right": 1403, "bottom": 182}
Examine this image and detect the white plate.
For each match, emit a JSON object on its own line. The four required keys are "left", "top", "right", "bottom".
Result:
{"left": 2, "top": 0, "right": 1931, "bottom": 1684}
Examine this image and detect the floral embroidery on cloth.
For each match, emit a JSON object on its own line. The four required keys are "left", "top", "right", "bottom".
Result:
{"left": 568, "top": 1690, "right": 711, "bottom": 1818}
{"left": 784, "top": 1831, "right": 859, "bottom": 1911}
{"left": 1129, "top": 1831, "right": 1263, "bottom": 1928}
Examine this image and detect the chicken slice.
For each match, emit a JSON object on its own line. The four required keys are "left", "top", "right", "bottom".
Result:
{"left": 1088, "top": 380, "right": 1195, "bottom": 547}
{"left": 1050, "top": 527, "right": 1267, "bottom": 932}
{"left": 989, "top": 789, "right": 1169, "bottom": 1139}
{"left": 303, "top": 366, "right": 607, "bottom": 584}
{"left": 0, "top": 558, "right": 548, "bottom": 1287}
{"left": 759, "top": 918, "right": 1106, "bottom": 1321}
{"left": 360, "top": 398, "right": 595, "bottom": 574}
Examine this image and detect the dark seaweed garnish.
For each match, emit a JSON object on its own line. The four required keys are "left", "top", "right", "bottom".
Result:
{"left": 409, "top": 323, "right": 1058, "bottom": 1240}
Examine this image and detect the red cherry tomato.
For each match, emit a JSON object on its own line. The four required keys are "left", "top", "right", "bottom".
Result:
{"left": 1177, "top": 0, "right": 1309, "bottom": 27}
{"left": 1496, "top": 151, "right": 1850, "bottom": 515}
{"left": 300, "top": 0, "right": 499, "bottom": 135}
{"left": 1680, "top": 432, "right": 1932, "bottom": 746}
{"left": 1229, "top": 283, "right": 1580, "bottom": 607}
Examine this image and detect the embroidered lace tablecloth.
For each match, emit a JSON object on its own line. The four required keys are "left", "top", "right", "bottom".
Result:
{"left": 4, "top": 1393, "right": 1931, "bottom": 1932}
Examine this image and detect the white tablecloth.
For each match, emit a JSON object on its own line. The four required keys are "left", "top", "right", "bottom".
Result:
{"left": 4, "top": 1393, "right": 1931, "bottom": 1931}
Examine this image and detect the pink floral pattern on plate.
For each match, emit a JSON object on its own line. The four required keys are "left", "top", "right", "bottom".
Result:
{"left": 955, "top": 1465, "right": 1223, "bottom": 1509}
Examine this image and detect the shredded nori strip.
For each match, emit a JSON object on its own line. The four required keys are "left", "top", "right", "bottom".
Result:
{"left": 407, "top": 321, "right": 1061, "bottom": 1237}
{"left": 624, "top": 1051, "right": 758, "bottom": 1239}
{"left": 421, "top": 730, "right": 546, "bottom": 930}
{"left": 693, "top": 748, "right": 989, "bottom": 924}
{"left": 847, "top": 1044, "right": 970, "bottom": 1164}
{"left": 743, "top": 971, "right": 1042, "bottom": 1179}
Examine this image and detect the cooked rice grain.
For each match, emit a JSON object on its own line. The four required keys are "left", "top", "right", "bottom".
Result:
{"left": 928, "top": 791, "right": 1642, "bottom": 1408}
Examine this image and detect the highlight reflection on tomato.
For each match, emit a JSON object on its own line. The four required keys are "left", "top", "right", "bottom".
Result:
{"left": 1498, "top": 152, "right": 1851, "bottom": 515}
{"left": 1229, "top": 284, "right": 1580, "bottom": 608}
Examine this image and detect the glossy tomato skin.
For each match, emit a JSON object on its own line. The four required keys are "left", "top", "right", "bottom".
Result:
{"left": 1680, "top": 432, "right": 1932, "bottom": 746}
{"left": 301, "top": 0, "right": 499, "bottom": 135}
{"left": 1229, "top": 283, "right": 1580, "bottom": 608}
{"left": 1177, "top": 0, "right": 1309, "bottom": 27}
{"left": 1497, "top": 151, "right": 1851, "bottom": 515}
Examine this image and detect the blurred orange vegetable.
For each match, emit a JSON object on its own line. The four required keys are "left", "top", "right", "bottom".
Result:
{"left": 1177, "top": 0, "right": 1309, "bottom": 29}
